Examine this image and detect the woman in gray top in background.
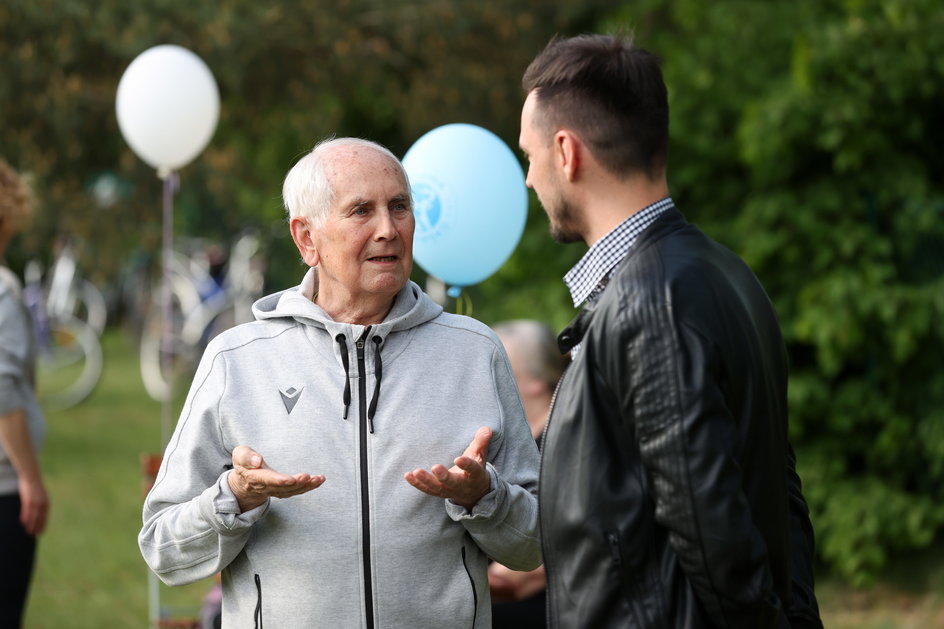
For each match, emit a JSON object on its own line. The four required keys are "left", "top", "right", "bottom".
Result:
{"left": 0, "top": 158, "right": 49, "bottom": 629}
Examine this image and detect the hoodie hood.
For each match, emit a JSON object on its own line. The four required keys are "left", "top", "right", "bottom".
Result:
{"left": 252, "top": 267, "right": 442, "bottom": 340}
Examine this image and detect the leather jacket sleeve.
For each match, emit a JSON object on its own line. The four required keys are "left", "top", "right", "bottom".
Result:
{"left": 609, "top": 304, "right": 782, "bottom": 628}
{"left": 785, "top": 444, "right": 825, "bottom": 628}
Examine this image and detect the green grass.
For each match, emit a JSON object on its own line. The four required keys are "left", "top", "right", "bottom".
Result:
{"left": 818, "top": 543, "right": 944, "bottom": 629}
{"left": 25, "top": 330, "right": 211, "bottom": 629}
{"left": 21, "top": 328, "right": 944, "bottom": 627}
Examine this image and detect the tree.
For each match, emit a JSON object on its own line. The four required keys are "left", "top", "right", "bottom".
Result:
{"left": 736, "top": 0, "right": 944, "bottom": 585}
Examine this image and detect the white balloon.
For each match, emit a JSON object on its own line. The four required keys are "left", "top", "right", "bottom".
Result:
{"left": 116, "top": 45, "right": 220, "bottom": 175}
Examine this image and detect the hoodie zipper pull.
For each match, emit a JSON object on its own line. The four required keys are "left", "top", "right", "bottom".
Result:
{"left": 356, "top": 329, "right": 375, "bottom": 433}
{"left": 335, "top": 334, "right": 351, "bottom": 420}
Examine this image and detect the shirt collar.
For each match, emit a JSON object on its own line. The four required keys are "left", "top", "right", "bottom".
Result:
{"left": 563, "top": 197, "right": 674, "bottom": 307}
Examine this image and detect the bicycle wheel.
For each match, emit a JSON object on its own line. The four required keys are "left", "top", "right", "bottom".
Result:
{"left": 36, "top": 315, "right": 104, "bottom": 411}
{"left": 74, "top": 278, "right": 108, "bottom": 336}
{"left": 139, "top": 305, "right": 199, "bottom": 402}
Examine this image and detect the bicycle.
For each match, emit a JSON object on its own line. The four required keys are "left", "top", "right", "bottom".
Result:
{"left": 44, "top": 239, "right": 108, "bottom": 336}
{"left": 24, "top": 243, "right": 106, "bottom": 411}
{"left": 138, "top": 233, "right": 265, "bottom": 402}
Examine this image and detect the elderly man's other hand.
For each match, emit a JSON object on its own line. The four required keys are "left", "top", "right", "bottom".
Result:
{"left": 228, "top": 445, "right": 326, "bottom": 512}
{"left": 404, "top": 426, "right": 492, "bottom": 511}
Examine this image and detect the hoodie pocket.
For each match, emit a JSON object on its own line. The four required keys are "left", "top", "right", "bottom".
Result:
{"left": 253, "top": 573, "right": 263, "bottom": 629}
{"left": 460, "top": 546, "right": 478, "bottom": 629}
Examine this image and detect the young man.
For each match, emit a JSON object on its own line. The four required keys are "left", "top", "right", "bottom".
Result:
{"left": 519, "top": 35, "right": 823, "bottom": 628}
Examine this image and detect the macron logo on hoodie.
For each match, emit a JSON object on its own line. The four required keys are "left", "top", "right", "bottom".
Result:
{"left": 279, "top": 386, "right": 304, "bottom": 415}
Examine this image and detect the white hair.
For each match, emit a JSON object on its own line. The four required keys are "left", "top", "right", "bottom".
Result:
{"left": 282, "top": 137, "right": 410, "bottom": 227}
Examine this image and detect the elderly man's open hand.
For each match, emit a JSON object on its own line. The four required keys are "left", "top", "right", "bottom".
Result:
{"left": 404, "top": 426, "right": 492, "bottom": 511}
{"left": 228, "top": 445, "right": 325, "bottom": 512}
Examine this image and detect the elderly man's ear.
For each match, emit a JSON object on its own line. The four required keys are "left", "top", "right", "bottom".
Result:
{"left": 290, "top": 217, "right": 320, "bottom": 267}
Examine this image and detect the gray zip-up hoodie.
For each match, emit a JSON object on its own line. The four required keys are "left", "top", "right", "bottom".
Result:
{"left": 139, "top": 268, "right": 541, "bottom": 629}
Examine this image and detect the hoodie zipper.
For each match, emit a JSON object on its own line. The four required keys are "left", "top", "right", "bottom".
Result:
{"left": 253, "top": 573, "right": 263, "bottom": 629}
{"left": 460, "top": 546, "right": 478, "bottom": 628}
{"left": 356, "top": 326, "right": 375, "bottom": 629}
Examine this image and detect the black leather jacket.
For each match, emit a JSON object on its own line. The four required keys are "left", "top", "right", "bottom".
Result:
{"left": 540, "top": 209, "right": 822, "bottom": 628}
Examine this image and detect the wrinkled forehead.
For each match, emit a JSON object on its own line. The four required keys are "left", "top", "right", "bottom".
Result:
{"left": 325, "top": 145, "right": 408, "bottom": 188}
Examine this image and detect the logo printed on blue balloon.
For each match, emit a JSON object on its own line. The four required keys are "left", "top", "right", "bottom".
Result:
{"left": 411, "top": 179, "right": 446, "bottom": 239}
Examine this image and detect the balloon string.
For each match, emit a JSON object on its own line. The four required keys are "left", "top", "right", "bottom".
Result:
{"left": 455, "top": 291, "right": 473, "bottom": 317}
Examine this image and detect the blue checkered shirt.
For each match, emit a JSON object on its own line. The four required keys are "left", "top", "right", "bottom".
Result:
{"left": 564, "top": 197, "right": 675, "bottom": 307}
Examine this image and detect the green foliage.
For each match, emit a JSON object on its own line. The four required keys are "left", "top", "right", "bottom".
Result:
{"left": 803, "top": 473, "right": 944, "bottom": 587}
{"left": 735, "top": 0, "right": 944, "bottom": 585}
{"left": 606, "top": 0, "right": 944, "bottom": 584}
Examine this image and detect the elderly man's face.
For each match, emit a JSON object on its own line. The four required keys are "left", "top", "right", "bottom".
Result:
{"left": 308, "top": 147, "right": 414, "bottom": 306}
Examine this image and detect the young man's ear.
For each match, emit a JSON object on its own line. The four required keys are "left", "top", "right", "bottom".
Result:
{"left": 290, "top": 216, "right": 320, "bottom": 267}
{"left": 554, "top": 129, "right": 581, "bottom": 182}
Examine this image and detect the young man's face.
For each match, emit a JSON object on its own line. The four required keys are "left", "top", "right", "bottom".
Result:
{"left": 519, "top": 91, "right": 583, "bottom": 244}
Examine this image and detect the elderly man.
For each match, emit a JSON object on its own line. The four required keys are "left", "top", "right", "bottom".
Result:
{"left": 519, "top": 35, "right": 822, "bottom": 628}
{"left": 139, "top": 138, "right": 541, "bottom": 628}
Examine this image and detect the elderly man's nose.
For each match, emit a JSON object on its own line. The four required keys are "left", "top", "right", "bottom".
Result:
{"left": 374, "top": 210, "right": 398, "bottom": 239}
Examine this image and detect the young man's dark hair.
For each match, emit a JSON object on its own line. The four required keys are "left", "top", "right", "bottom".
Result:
{"left": 522, "top": 34, "right": 669, "bottom": 180}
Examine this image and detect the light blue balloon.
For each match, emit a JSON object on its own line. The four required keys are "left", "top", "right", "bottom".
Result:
{"left": 403, "top": 123, "right": 527, "bottom": 287}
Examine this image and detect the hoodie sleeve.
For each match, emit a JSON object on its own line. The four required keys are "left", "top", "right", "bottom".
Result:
{"left": 138, "top": 343, "right": 269, "bottom": 586}
{"left": 0, "top": 290, "right": 30, "bottom": 414}
{"left": 445, "top": 345, "right": 542, "bottom": 571}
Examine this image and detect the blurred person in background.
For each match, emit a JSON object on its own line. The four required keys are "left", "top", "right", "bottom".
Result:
{"left": 519, "top": 34, "right": 822, "bottom": 628}
{"left": 489, "top": 319, "right": 568, "bottom": 629}
{"left": 139, "top": 137, "right": 541, "bottom": 628}
{"left": 0, "top": 158, "right": 50, "bottom": 629}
